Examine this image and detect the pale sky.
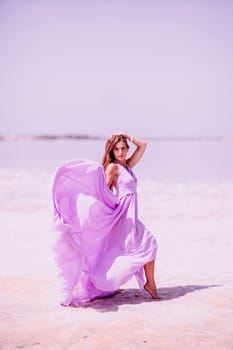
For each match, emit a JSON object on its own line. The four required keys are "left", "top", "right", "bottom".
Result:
{"left": 0, "top": 0, "right": 233, "bottom": 137}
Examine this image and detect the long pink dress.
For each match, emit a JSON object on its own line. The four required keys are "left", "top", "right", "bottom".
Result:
{"left": 52, "top": 159, "right": 157, "bottom": 305}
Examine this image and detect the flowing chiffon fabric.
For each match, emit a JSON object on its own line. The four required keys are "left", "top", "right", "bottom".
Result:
{"left": 52, "top": 159, "right": 157, "bottom": 305}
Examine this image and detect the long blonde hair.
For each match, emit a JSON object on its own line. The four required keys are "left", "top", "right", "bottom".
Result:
{"left": 102, "top": 134, "right": 129, "bottom": 170}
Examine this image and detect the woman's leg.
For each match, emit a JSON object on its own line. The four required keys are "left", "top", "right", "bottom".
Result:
{"left": 143, "top": 260, "right": 160, "bottom": 299}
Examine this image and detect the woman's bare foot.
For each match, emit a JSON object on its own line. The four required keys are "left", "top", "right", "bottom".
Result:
{"left": 144, "top": 282, "right": 161, "bottom": 300}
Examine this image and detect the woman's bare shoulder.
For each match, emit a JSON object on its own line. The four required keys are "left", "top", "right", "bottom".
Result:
{"left": 105, "top": 163, "right": 118, "bottom": 173}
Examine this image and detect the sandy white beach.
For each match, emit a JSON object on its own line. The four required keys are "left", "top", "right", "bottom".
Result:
{"left": 1, "top": 140, "right": 233, "bottom": 349}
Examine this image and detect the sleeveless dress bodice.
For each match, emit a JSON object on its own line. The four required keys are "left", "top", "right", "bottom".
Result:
{"left": 115, "top": 163, "right": 137, "bottom": 199}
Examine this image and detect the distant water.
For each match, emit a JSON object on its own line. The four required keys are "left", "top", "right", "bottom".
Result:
{"left": 0, "top": 138, "right": 233, "bottom": 182}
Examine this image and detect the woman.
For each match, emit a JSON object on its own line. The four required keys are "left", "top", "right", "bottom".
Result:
{"left": 52, "top": 132, "right": 159, "bottom": 306}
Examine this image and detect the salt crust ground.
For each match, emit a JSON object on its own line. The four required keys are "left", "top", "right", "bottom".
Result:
{"left": 1, "top": 170, "right": 233, "bottom": 349}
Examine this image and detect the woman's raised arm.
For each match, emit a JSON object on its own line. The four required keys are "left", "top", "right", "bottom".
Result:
{"left": 124, "top": 133, "right": 147, "bottom": 168}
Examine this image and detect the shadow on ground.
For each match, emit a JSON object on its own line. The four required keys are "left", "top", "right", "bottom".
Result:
{"left": 69, "top": 284, "right": 221, "bottom": 312}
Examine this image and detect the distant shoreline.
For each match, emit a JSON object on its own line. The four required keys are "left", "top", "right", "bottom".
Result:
{"left": 0, "top": 134, "right": 231, "bottom": 142}
{"left": 0, "top": 134, "right": 104, "bottom": 142}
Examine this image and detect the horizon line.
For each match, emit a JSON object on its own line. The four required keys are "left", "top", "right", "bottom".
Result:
{"left": 0, "top": 134, "right": 232, "bottom": 142}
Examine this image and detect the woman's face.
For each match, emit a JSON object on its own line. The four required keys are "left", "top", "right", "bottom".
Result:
{"left": 113, "top": 140, "right": 128, "bottom": 163}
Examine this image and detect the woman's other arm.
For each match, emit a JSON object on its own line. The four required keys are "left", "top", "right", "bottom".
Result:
{"left": 105, "top": 163, "right": 119, "bottom": 189}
